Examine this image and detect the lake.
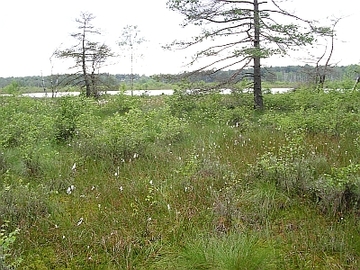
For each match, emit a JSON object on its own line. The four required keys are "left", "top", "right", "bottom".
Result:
{"left": 19, "top": 88, "right": 292, "bottom": 98}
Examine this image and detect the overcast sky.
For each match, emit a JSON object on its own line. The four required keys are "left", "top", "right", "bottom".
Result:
{"left": 0, "top": 0, "right": 359, "bottom": 77}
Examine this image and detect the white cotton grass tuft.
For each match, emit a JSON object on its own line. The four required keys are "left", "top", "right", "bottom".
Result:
{"left": 115, "top": 166, "right": 120, "bottom": 177}
{"left": 66, "top": 185, "right": 75, "bottom": 195}
{"left": 76, "top": 218, "right": 84, "bottom": 226}
{"left": 76, "top": 217, "right": 83, "bottom": 226}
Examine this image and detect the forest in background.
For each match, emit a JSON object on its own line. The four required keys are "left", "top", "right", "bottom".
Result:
{"left": 1, "top": 64, "right": 359, "bottom": 90}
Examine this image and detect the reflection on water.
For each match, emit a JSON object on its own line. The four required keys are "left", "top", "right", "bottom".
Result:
{"left": 12, "top": 88, "right": 292, "bottom": 98}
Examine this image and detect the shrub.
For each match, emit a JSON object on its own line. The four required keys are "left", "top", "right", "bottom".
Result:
{"left": 75, "top": 106, "right": 188, "bottom": 161}
{"left": 0, "top": 222, "right": 22, "bottom": 269}
{"left": 0, "top": 176, "right": 49, "bottom": 227}
{"left": 249, "top": 131, "right": 360, "bottom": 216}
{"left": 54, "top": 96, "right": 95, "bottom": 142}
{"left": 311, "top": 164, "right": 360, "bottom": 215}
{"left": 167, "top": 90, "right": 199, "bottom": 118}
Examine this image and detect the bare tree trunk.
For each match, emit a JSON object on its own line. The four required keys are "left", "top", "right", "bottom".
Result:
{"left": 130, "top": 44, "right": 134, "bottom": 96}
{"left": 81, "top": 24, "right": 91, "bottom": 97}
{"left": 253, "top": 0, "right": 263, "bottom": 110}
{"left": 316, "top": 18, "right": 340, "bottom": 91}
{"left": 353, "top": 76, "right": 360, "bottom": 91}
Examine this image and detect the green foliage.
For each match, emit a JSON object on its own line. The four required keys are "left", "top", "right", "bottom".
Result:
{"left": 167, "top": 89, "right": 199, "bottom": 118}
{"left": 0, "top": 97, "right": 55, "bottom": 148}
{"left": 0, "top": 175, "right": 49, "bottom": 227}
{"left": 262, "top": 89, "right": 360, "bottom": 136}
{"left": 75, "top": 105, "right": 187, "bottom": 161}
{"left": 2, "top": 88, "right": 360, "bottom": 269}
{"left": 0, "top": 222, "right": 22, "bottom": 269}
{"left": 312, "top": 163, "right": 360, "bottom": 215}
{"left": 249, "top": 129, "right": 360, "bottom": 216}
{"left": 2, "top": 81, "right": 20, "bottom": 96}
{"left": 167, "top": 89, "right": 253, "bottom": 126}
{"left": 96, "top": 93, "right": 141, "bottom": 117}
{"left": 167, "top": 233, "right": 277, "bottom": 269}
{"left": 54, "top": 96, "right": 95, "bottom": 142}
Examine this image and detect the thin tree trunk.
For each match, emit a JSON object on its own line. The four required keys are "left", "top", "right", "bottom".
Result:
{"left": 82, "top": 23, "right": 91, "bottom": 97}
{"left": 253, "top": 0, "right": 263, "bottom": 110}
{"left": 353, "top": 76, "right": 360, "bottom": 91}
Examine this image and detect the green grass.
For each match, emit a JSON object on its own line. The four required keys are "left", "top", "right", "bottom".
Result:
{"left": 1, "top": 90, "right": 360, "bottom": 269}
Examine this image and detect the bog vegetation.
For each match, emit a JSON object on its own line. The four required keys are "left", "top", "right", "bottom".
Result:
{"left": 1, "top": 82, "right": 360, "bottom": 269}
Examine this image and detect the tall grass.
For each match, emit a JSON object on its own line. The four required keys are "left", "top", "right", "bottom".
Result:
{"left": 1, "top": 89, "right": 360, "bottom": 269}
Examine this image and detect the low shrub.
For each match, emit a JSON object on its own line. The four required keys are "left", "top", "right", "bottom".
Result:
{"left": 0, "top": 176, "right": 49, "bottom": 228}
{"left": 74, "top": 106, "right": 188, "bottom": 161}
{"left": 54, "top": 96, "right": 95, "bottom": 142}
{"left": 0, "top": 222, "right": 22, "bottom": 269}
{"left": 248, "top": 131, "right": 360, "bottom": 216}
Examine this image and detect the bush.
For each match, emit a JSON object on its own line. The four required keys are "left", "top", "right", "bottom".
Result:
{"left": 0, "top": 222, "right": 22, "bottom": 269}
{"left": 249, "top": 131, "right": 360, "bottom": 216}
{"left": 0, "top": 175, "right": 49, "bottom": 227}
{"left": 74, "top": 106, "right": 188, "bottom": 161}
{"left": 0, "top": 99, "right": 55, "bottom": 148}
{"left": 54, "top": 96, "right": 95, "bottom": 142}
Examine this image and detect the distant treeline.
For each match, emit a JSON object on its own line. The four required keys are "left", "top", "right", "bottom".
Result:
{"left": 0, "top": 74, "right": 142, "bottom": 89}
{"left": 0, "top": 74, "right": 171, "bottom": 90}
{"left": 0, "top": 65, "right": 359, "bottom": 89}
{"left": 179, "top": 65, "right": 360, "bottom": 84}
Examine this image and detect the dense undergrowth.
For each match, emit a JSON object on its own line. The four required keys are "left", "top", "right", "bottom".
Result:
{"left": 1, "top": 87, "right": 360, "bottom": 269}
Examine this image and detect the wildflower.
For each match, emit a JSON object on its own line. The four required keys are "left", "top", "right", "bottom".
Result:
{"left": 119, "top": 186, "right": 123, "bottom": 191}
{"left": 76, "top": 217, "right": 84, "bottom": 226}
{"left": 91, "top": 186, "right": 96, "bottom": 191}
{"left": 133, "top": 153, "right": 139, "bottom": 159}
{"left": 71, "top": 163, "right": 76, "bottom": 171}
{"left": 149, "top": 180, "right": 153, "bottom": 185}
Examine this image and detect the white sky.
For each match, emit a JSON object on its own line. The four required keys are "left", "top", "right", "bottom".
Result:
{"left": 0, "top": 0, "right": 359, "bottom": 77}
